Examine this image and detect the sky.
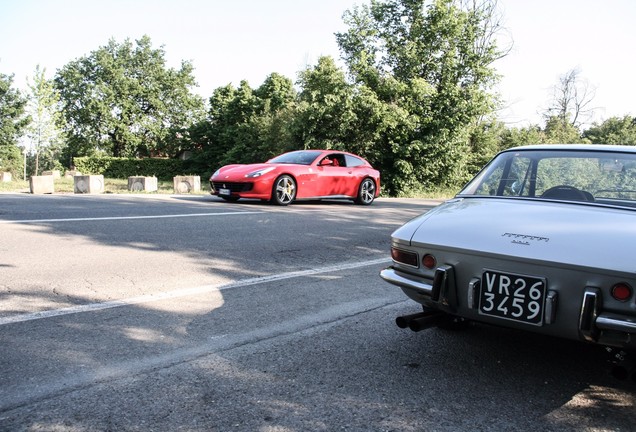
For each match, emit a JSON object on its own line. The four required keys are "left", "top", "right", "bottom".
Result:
{"left": 1, "top": 0, "right": 635, "bottom": 128}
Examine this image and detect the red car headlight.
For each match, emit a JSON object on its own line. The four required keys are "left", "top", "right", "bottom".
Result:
{"left": 245, "top": 167, "right": 275, "bottom": 178}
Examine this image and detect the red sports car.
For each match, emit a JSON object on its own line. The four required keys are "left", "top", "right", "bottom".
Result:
{"left": 209, "top": 150, "right": 381, "bottom": 205}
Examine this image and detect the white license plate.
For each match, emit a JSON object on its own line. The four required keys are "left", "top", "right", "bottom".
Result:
{"left": 219, "top": 188, "right": 231, "bottom": 196}
{"left": 479, "top": 270, "right": 546, "bottom": 326}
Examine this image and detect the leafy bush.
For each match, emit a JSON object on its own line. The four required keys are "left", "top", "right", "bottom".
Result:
{"left": 0, "top": 144, "right": 24, "bottom": 179}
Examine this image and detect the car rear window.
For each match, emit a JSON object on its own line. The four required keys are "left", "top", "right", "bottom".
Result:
{"left": 345, "top": 155, "right": 366, "bottom": 167}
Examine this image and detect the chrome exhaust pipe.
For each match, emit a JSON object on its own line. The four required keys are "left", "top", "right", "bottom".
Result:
{"left": 395, "top": 311, "right": 444, "bottom": 332}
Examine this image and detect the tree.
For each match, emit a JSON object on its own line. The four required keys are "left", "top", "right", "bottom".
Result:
{"left": 253, "top": 72, "right": 296, "bottom": 114}
{"left": 466, "top": 118, "right": 506, "bottom": 174}
{"left": 545, "top": 68, "right": 596, "bottom": 128}
{"left": 188, "top": 74, "right": 298, "bottom": 175}
{"left": 584, "top": 116, "right": 636, "bottom": 145}
{"left": 250, "top": 73, "right": 297, "bottom": 159}
{"left": 500, "top": 125, "right": 545, "bottom": 150}
{"left": 336, "top": 0, "right": 505, "bottom": 193}
{"left": 0, "top": 72, "right": 30, "bottom": 177}
{"left": 543, "top": 115, "right": 588, "bottom": 144}
{"left": 293, "top": 56, "right": 356, "bottom": 150}
{"left": 54, "top": 36, "right": 205, "bottom": 160}
{"left": 206, "top": 80, "right": 257, "bottom": 166}
{"left": 25, "top": 65, "right": 64, "bottom": 175}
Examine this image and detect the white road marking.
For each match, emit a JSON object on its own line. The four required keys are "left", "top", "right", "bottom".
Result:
{"left": 0, "top": 211, "right": 262, "bottom": 224}
{"left": 0, "top": 258, "right": 391, "bottom": 326}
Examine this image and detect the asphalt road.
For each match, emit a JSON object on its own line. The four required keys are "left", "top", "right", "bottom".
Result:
{"left": 0, "top": 193, "right": 634, "bottom": 431}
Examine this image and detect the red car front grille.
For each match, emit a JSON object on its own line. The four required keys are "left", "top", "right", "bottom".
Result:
{"left": 211, "top": 181, "right": 253, "bottom": 192}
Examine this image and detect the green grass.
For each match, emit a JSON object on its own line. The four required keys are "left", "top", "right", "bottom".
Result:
{"left": 0, "top": 178, "right": 30, "bottom": 193}
{"left": 397, "top": 185, "right": 461, "bottom": 200}
{"left": 0, "top": 176, "right": 211, "bottom": 194}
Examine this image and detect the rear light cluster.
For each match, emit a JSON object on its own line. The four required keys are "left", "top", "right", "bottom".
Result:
{"left": 391, "top": 248, "right": 418, "bottom": 267}
{"left": 611, "top": 283, "right": 633, "bottom": 302}
{"left": 390, "top": 248, "right": 438, "bottom": 270}
{"left": 422, "top": 254, "right": 437, "bottom": 269}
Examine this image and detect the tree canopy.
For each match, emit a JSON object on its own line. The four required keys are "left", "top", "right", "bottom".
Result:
{"left": 185, "top": 0, "right": 512, "bottom": 195}
{"left": 25, "top": 65, "right": 65, "bottom": 174}
{"left": 184, "top": 73, "right": 298, "bottom": 175}
{"left": 0, "top": 72, "right": 29, "bottom": 176}
{"left": 335, "top": 0, "right": 505, "bottom": 193}
{"left": 584, "top": 116, "right": 636, "bottom": 145}
{"left": 1, "top": 0, "right": 634, "bottom": 194}
{"left": 54, "top": 35, "right": 205, "bottom": 160}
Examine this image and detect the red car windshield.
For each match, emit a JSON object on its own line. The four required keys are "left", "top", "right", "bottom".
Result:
{"left": 268, "top": 151, "right": 323, "bottom": 165}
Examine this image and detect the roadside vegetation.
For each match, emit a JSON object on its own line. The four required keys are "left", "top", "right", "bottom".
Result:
{"left": 2, "top": 0, "right": 635, "bottom": 198}
{"left": 0, "top": 176, "right": 457, "bottom": 199}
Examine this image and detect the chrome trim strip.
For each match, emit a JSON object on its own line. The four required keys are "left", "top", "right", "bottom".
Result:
{"left": 379, "top": 268, "right": 433, "bottom": 296}
{"left": 596, "top": 315, "right": 636, "bottom": 333}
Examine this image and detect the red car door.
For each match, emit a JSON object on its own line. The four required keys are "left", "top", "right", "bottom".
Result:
{"left": 315, "top": 154, "right": 356, "bottom": 197}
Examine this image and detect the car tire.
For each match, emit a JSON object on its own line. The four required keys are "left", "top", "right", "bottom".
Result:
{"left": 355, "top": 178, "right": 376, "bottom": 205}
{"left": 271, "top": 175, "right": 296, "bottom": 206}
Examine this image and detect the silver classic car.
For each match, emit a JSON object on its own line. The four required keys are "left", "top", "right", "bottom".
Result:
{"left": 381, "top": 145, "right": 636, "bottom": 373}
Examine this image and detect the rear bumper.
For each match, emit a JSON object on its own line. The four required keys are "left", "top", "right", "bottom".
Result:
{"left": 379, "top": 265, "right": 457, "bottom": 313}
{"left": 379, "top": 267, "right": 434, "bottom": 296}
{"left": 381, "top": 265, "right": 636, "bottom": 348}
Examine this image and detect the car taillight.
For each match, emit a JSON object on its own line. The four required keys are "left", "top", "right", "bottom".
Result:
{"left": 391, "top": 247, "right": 418, "bottom": 267}
{"left": 422, "top": 254, "right": 437, "bottom": 269}
{"left": 611, "top": 283, "right": 632, "bottom": 302}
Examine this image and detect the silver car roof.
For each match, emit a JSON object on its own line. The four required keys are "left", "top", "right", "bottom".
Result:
{"left": 502, "top": 144, "right": 636, "bottom": 153}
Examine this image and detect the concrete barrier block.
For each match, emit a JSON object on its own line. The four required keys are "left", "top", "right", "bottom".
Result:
{"left": 42, "top": 170, "right": 61, "bottom": 179}
{"left": 0, "top": 172, "right": 12, "bottom": 182}
{"left": 74, "top": 175, "right": 104, "bottom": 194}
{"left": 29, "top": 175, "right": 54, "bottom": 194}
{"left": 128, "top": 176, "right": 158, "bottom": 192}
{"left": 173, "top": 175, "right": 200, "bottom": 194}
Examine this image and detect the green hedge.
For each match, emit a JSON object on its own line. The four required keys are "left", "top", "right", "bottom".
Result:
{"left": 73, "top": 156, "right": 191, "bottom": 181}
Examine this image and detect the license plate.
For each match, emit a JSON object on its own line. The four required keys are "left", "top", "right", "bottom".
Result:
{"left": 219, "top": 188, "right": 231, "bottom": 196}
{"left": 479, "top": 269, "right": 546, "bottom": 325}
